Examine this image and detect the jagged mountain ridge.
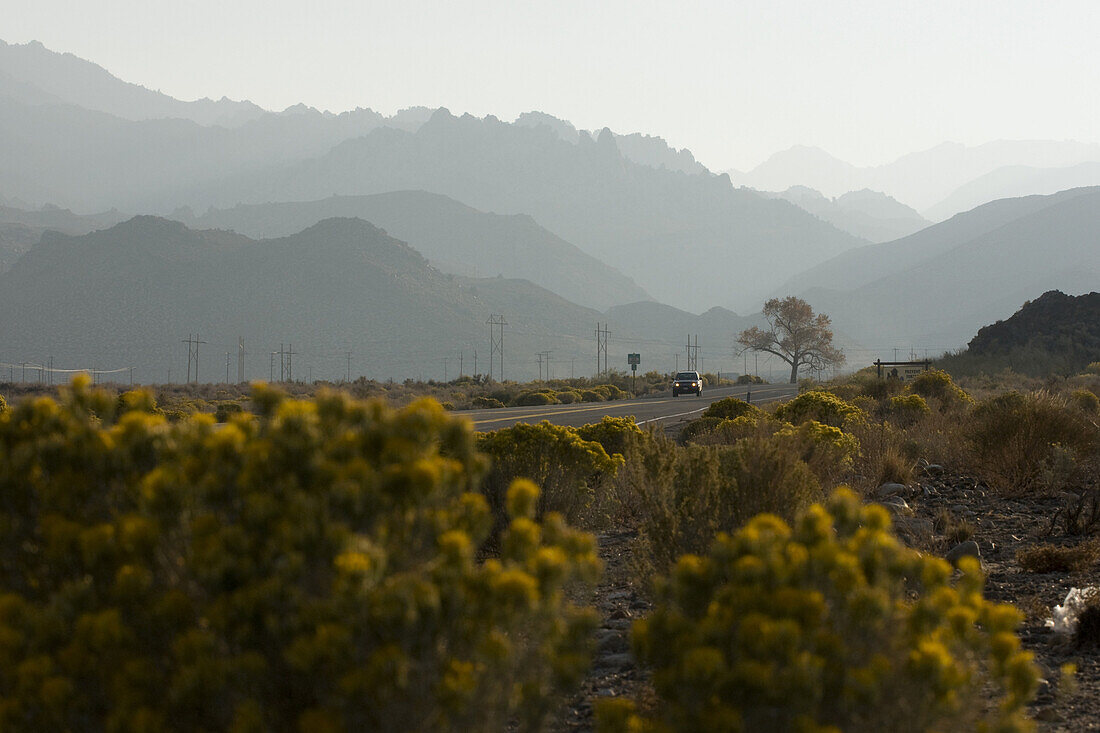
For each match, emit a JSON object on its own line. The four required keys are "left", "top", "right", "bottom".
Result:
{"left": 760, "top": 186, "right": 928, "bottom": 242}
{"left": 169, "top": 108, "right": 865, "bottom": 313}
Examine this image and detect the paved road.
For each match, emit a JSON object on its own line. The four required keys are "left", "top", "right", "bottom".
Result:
{"left": 456, "top": 383, "right": 799, "bottom": 431}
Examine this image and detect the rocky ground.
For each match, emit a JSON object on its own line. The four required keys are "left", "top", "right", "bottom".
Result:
{"left": 889, "top": 470, "right": 1100, "bottom": 731}
{"left": 550, "top": 467, "right": 1100, "bottom": 731}
{"left": 554, "top": 529, "right": 652, "bottom": 731}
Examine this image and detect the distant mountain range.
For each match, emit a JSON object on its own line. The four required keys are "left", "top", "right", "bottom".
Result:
{"left": 780, "top": 186, "right": 1100, "bottom": 351}
{"left": 163, "top": 109, "right": 865, "bottom": 312}
{"left": 0, "top": 217, "right": 757, "bottom": 382}
{"left": 171, "top": 191, "right": 651, "bottom": 311}
{"left": 730, "top": 141, "right": 1100, "bottom": 218}
{"left": 924, "top": 162, "right": 1100, "bottom": 222}
{"left": 0, "top": 39, "right": 869, "bottom": 314}
{"left": 759, "top": 187, "right": 928, "bottom": 242}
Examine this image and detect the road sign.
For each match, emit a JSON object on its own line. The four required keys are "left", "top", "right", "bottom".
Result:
{"left": 628, "top": 353, "right": 640, "bottom": 369}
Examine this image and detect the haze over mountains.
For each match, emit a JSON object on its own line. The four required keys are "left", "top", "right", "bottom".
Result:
{"left": 760, "top": 187, "right": 929, "bottom": 243}
{"left": 0, "top": 216, "right": 758, "bottom": 382}
{"left": 172, "top": 192, "right": 650, "bottom": 312}
{"left": 732, "top": 141, "right": 1100, "bottom": 219}
{"left": 2, "top": 37, "right": 1100, "bottom": 381}
{"left": 783, "top": 187, "right": 1100, "bottom": 350}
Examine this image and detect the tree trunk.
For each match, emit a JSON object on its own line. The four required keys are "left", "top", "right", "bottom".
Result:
{"left": 789, "top": 360, "right": 799, "bottom": 384}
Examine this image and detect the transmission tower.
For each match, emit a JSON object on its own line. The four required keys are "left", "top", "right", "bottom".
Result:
{"left": 595, "top": 323, "right": 611, "bottom": 375}
{"left": 487, "top": 314, "right": 507, "bottom": 381}
{"left": 686, "top": 334, "right": 699, "bottom": 371}
{"left": 181, "top": 333, "right": 207, "bottom": 384}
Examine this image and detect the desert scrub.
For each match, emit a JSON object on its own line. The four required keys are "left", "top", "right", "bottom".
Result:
{"left": 775, "top": 389, "right": 865, "bottom": 428}
{"left": 601, "top": 488, "right": 1038, "bottom": 733}
{"left": 909, "top": 368, "right": 973, "bottom": 409}
{"left": 477, "top": 421, "right": 624, "bottom": 532}
{"left": 574, "top": 415, "right": 643, "bottom": 458}
{"left": 1071, "top": 388, "right": 1100, "bottom": 413}
{"left": 886, "top": 393, "right": 931, "bottom": 426}
{"left": 472, "top": 395, "right": 505, "bottom": 409}
{"left": 774, "top": 419, "right": 859, "bottom": 487}
{"left": 701, "top": 397, "right": 763, "bottom": 421}
{"left": 513, "top": 389, "right": 560, "bottom": 406}
{"left": 969, "top": 390, "right": 1099, "bottom": 494}
{"left": 0, "top": 377, "right": 600, "bottom": 731}
{"left": 630, "top": 433, "right": 822, "bottom": 579}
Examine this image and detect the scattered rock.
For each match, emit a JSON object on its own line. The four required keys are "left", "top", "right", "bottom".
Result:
{"left": 595, "top": 629, "right": 629, "bottom": 654}
{"left": 923, "top": 463, "right": 945, "bottom": 477}
{"left": 875, "top": 482, "right": 908, "bottom": 499}
{"left": 593, "top": 653, "right": 633, "bottom": 672}
{"left": 895, "top": 517, "right": 934, "bottom": 537}
{"left": 945, "top": 540, "right": 981, "bottom": 566}
{"left": 878, "top": 497, "right": 913, "bottom": 516}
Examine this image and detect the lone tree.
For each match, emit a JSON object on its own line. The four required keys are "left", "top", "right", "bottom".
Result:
{"left": 738, "top": 297, "right": 845, "bottom": 383}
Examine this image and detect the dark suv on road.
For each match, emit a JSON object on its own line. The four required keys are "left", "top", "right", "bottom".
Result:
{"left": 672, "top": 371, "right": 702, "bottom": 397}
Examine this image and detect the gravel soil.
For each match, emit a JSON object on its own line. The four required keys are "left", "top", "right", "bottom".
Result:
{"left": 550, "top": 467, "right": 1100, "bottom": 731}
{"left": 896, "top": 471, "right": 1100, "bottom": 731}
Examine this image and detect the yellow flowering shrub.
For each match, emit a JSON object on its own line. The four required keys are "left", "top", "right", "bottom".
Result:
{"left": 477, "top": 420, "right": 625, "bottom": 530}
{"left": 908, "top": 369, "right": 973, "bottom": 408}
{"left": 0, "top": 376, "right": 599, "bottom": 731}
{"left": 886, "top": 393, "right": 932, "bottom": 426}
{"left": 776, "top": 390, "right": 865, "bottom": 428}
{"left": 701, "top": 397, "right": 762, "bottom": 421}
{"left": 603, "top": 488, "right": 1038, "bottom": 733}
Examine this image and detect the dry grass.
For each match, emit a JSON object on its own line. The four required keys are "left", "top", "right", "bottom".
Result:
{"left": 1017, "top": 540, "right": 1100, "bottom": 574}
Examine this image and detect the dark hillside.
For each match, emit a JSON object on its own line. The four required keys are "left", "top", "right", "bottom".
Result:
{"left": 969, "top": 290, "right": 1100, "bottom": 369}
{"left": 943, "top": 291, "right": 1100, "bottom": 376}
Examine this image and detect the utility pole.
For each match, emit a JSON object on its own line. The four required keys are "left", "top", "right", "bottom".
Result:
{"left": 270, "top": 352, "right": 276, "bottom": 382}
{"left": 287, "top": 344, "right": 294, "bottom": 382}
{"left": 473, "top": 349, "right": 478, "bottom": 379}
{"left": 595, "top": 323, "right": 610, "bottom": 376}
{"left": 181, "top": 334, "right": 207, "bottom": 384}
{"left": 238, "top": 338, "right": 246, "bottom": 384}
{"left": 130, "top": 367, "right": 134, "bottom": 386}
{"left": 441, "top": 357, "right": 449, "bottom": 382}
{"left": 48, "top": 356, "right": 53, "bottom": 386}
{"left": 346, "top": 351, "right": 352, "bottom": 383}
{"left": 536, "top": 350, "right": 552, "bottom": 381}
{"left": 459, "top": 351, "right": 464, "bottom": 377}
{"left": 226, "top": 352, "right": 231, "bottom": 384}
{"left": 487, "top": 315, "right": 507, "bottom": 381}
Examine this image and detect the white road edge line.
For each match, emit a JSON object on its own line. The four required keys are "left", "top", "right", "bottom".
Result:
{"left": 636, "top": 406, "right": 710, "bottom": 425}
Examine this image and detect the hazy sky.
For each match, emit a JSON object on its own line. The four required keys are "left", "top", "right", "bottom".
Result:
{"left": 5, "top": 0, "right": 1099, "bottom": 170}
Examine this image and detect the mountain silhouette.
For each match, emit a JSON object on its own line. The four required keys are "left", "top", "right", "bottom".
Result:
{"left": 0, "top": 216, "right": 752, "bottom": 382}
{"left": 171, "top": 191, "right": 651, "bottom": 311}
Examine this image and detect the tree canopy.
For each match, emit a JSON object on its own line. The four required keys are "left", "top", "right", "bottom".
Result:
{"left": 738, "top": 297, "right": 845, "bottom": 383}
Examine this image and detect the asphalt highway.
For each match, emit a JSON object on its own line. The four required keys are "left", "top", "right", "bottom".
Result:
{"left": 456, "top": 383, "right": 800, "bottom": 431}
